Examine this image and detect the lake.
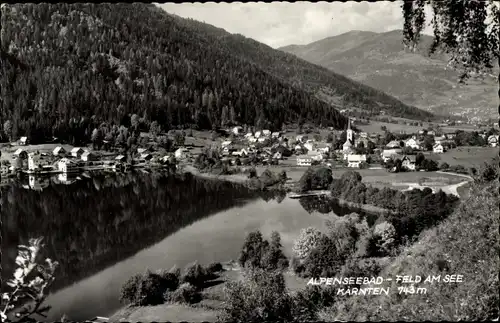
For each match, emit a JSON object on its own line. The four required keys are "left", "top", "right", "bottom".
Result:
{"left": 1, "top": 171, "right": 374, "bottom": 321}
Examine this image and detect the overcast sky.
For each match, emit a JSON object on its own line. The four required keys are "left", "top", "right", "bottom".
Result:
{"left": 157, "top": 2, "right": 434, "bottom": 49}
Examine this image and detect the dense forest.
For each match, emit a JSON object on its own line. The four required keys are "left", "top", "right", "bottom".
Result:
{"left": 1, "top": 171, "right": 257, "bottom": 292}
{"left": 0, "top": 3, "right": 430, "bottom": 144}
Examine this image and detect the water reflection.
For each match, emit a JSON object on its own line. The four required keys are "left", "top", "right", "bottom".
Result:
{"left": 1, "top": 173, "right": 377, "bottom": 321}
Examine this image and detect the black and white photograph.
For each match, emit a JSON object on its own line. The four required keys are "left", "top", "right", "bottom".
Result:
{"left": 1, "top": 1, "right": 499, "bottom": 322}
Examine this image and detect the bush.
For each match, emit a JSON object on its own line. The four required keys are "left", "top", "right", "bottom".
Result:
{"left": 239, "top": 231, "right": 288, "bottom": 272}
{"left": 220, "top": 268, "right": 294, "bottom": 322}
{"left": 164, "top": 282, "right": 201, "bottom": 304}
{"left": 155, "top": 269, "right": 180, "bottom": 291}
{"left": 181, "top": 262, "right": 208, "bottom": 289}
{"left": 120, "top": 270, "right": 165, "bottom": 306}
{"left": 292, "top": 285, "right": 336, "bottom": 321}
{"left": 207, "top": 262, "right": 223, "bottom": 275}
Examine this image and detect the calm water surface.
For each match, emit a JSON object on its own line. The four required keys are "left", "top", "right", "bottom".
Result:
{"left": 1, "top": 172, "right": 372, "bottom": 321}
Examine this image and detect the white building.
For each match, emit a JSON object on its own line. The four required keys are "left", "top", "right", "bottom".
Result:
{"left": 271, "top": 132, "right": 280, "bottom": 138}
{"left": 71, "top": 147, "right": 85, "bottom": 158}
{"left": 347, "top": 154, "right": 367, "bottom": 168}
{"left": 307, "top": 150, "right": 323, "bottom": 162}
{"left": 14, "top": 148, "right": 27, "bottom": 159}
{"left": 232, "top": 126, "right": 243, "bottom": 135}
{"left": 433, "top": 143, "right": 445, "bottom": 154}
{"left": 248, "top": 136, "right": 257, "bottom": 143}
{"left": 405, "top": 138, "right": 421, "bottom": 150}
{"left": 53, "top": 146, "right": 66, "bottom": 156}
{"left": 254, "top": 131, "right": 262, "bottom": 138}
{"left": 175, "top": 148, "right": 190, "bottom": 159}
{"left": 304, "top": 141, "right": 316, "bottom": 151}
{"left": 244, "top": 133, "right": 253, "bottom": 139}
{"left": 273, "top": 151, "right": 282, "bottom": 160}
{"left": 115, "top": 155, "right": 126, "bottom": 162}
{"left": 27, "top": 153, "right": 41, "bottom": 171}
{"left": 381, "top": 149, "right": 403, "bottom": 163}
{"left": 296, "top": 155, "right": 312, "bottom": 167}
{"left": 19, "top": 136, "right": 28, "bottom": 145}
{"left": 262, "top": 129, "right": 271, "bottom": 137}
{"left": 402, "top": 155, "right": 417, "bottom": 171}
{"left": 316, "top": 143, "right": 330, "bottom": 154}
{"left": 257, "top": 137, "right": 267, "bottom": 143}
{"left": 386, "top": 140, "right": 401, "bottom": 149}
{"left": 57, "top": 158, "right": 79, "bottom": 173}
{"left": 81, "top": 151, "right": 97, "bottom": 161}
{"left": 296, "top": 135, "right": 305, "bottom": 143}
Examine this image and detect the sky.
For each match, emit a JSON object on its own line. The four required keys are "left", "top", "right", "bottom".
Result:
{"left": 157, "top": 2, "right": 434, "bottom": 49}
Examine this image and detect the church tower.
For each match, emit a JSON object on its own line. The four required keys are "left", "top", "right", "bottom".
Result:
{"left": 346, "top": 118, "right": 353, "bottom": 143}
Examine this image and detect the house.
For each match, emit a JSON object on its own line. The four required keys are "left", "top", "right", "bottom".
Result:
{"left": 381, "top": 149, "right": 402, "bottom": 163}
{"left": 386, "top": 140, "right": 401, "bottom": 149}
{"left": 316, "top": 143, "right": 330, "bottom": 154}
{"left": 488, "top": 135, "right": 499, "bottom": 147}
{"left": 347, "top": 154, "right": 367, "bottom": 168}
{"left": 115, "top": 155, "right": 126, "bottom": 162}
{"left": 304, "top": 141, "right": 316, "bottom": 151}
{"left": 19, "top": 136, "right": 28, "bottom": 145}
{"left": 27, "top": 153, "right": 42, "bottom": 171}
{"left": 418, "top": 130, "right": 425, "bottom": 135}
{"left": 232, "top": 148, "right": 249, "bottom": 157}
{"left": 273, "top": 151, "right": 282, "bottom": 160}
{"left": 433, "top": 143, "right": 445, "bottom": 154}
{"left": 232, "top": 126, "right": 243, "bottom": 135}
{"left": 71, "top": 147, "right": 85, "bottom": 158}
{"left": 271, "top": 132, "right": 280, "bottom": 138}
{"left": 254, "top": 131, "right": 262, "bottom": 138}
{"left": 140, "top": 153, "right": 153, "bottom": 161}
{"left": 402, "top": 155, "right": 417, "bottom": 171}
{"left": 244, "top": 133, "right": 253, "bottom": 139}
{"left": 57, "top": 158, "right": 79, "bottom": 173}
{"left": 434, "top": 136, "right": 446, "bottom": 144}
{"left": 137, "top": 148, "right": 147, "bottom": 154}
{"left": 81, "top": 151, "right": 97, "bottom": 162}
{"left": 14, "top": 149, "right": 28, "bottom": 159}
{"left": 445, "top": 133, "right": 456, "bottom": 139}
{"left": 294, "top": 144, "right": 303, "bottom": 152}
{"left": 307, "top": 150, "right": 323, "bottom": 162}
{"left": 257, "top": 137, "right": 267, "bottom": 143}
{"left": 262, "top": 130, "right": 271, "bottom": 137}
{"left": 359, "top": 132, "right": 368, "bottom": 138}
{"left": 296, "top": 155, "right": 312, "bottom": 167}
{"left": 53, "top": 146, "right": 66, "bottom": 156}
{"left": 427, "top": 130, "right": 436, "bottom": 136}
{"left": 175, "top": 148, "right": 190, "bottom": 159}
{"left": 296, "top": 135, "right": 306, "bottom": 143}
{"left": 161, "top": 155, "right": 175, "bottom": 164}
{"left": 405, "top": 138, "right": 421, "bottom": 150}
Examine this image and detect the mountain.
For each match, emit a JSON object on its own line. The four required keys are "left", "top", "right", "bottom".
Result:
{"left": 280, "top": 30, "right": 498, "bottom": 121}
{"left": 0, "top": 4, "right": 431, "bottom": 144}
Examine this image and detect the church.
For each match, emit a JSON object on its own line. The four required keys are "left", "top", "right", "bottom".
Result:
{"left": 342, "top": 118, "right": 355, "bottom": 154}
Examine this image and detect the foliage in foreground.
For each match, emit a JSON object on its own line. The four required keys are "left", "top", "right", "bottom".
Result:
{"left": 119, "top": 262, "right": 223, "bottom": 306}
{"left": 319, "top": 179, "right": 499, "bottom": 321}
{"left": 220, "top": 268, "right": 336, "bottom": 322}
{"left": 1, "top": 237, "right": 58, "bottom": 322}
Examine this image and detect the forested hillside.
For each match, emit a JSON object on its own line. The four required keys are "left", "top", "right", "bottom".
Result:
{"left": 0, "top": 3, "right": 429, "bottom": 145}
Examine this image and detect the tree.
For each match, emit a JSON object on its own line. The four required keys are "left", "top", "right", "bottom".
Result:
{"left": 373, "top": 221, "right": 396, "bottom": 255}
{"left": 1, "top": 237, "right": 59, "bottom": 322}
{"left": 3, "top": 120, "right": 13, "bottom": 141}
{"left": 402, "top": 0, "right": 499, "bottom": 83}
{"left": 292, "top": 227, "right": 324, "bottom": 260}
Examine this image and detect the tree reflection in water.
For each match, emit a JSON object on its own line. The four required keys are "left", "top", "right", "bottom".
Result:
{"left": 1, "top": 171, "right": 257, "bottom": 293}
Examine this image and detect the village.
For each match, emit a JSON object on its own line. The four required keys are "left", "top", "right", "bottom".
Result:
{"left": 0, "top": 118, "right": 498, "bottom": 192}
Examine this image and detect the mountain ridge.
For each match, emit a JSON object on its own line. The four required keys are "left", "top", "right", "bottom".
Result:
{"left": 279, "top": 30, "right": 498, "bottom": 120}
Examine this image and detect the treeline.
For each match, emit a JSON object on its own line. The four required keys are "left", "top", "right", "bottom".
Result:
{"left": 1, "top": 3, "right": 354, "bottom": 145}
{"left": 1, "top": 171, "right": 256, "bottom": 292}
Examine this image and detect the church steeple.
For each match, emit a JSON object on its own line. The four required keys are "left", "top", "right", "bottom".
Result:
{"left": 346, "top": 118, "right": 353, "bottom": 143}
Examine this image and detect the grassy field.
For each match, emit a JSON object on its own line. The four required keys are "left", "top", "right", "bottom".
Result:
{"left": 356, "top": 120, "right": 479, "bottom": 135}
{"left": 425, "top": 146, "right": 498, "bottom": 167}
